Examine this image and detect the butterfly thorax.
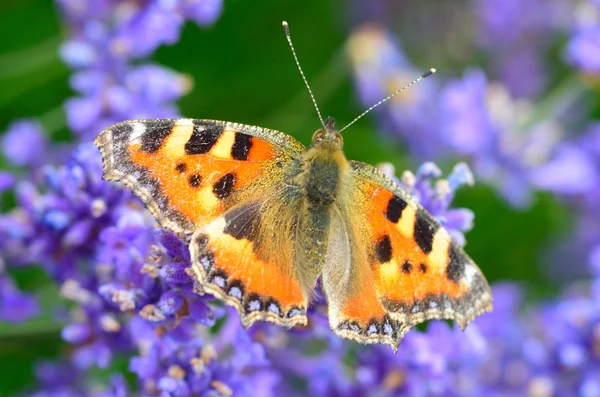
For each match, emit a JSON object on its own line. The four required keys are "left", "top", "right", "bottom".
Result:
{"left": 295, "top": 118, "right": 348, "bottom": 209}
{"left": 300, "top": 141, "right": 349, "bottom": 208}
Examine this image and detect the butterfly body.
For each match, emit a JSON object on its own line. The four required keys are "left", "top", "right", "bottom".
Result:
{"left": 95, "top": 117, "right": 492, "bottom": 351}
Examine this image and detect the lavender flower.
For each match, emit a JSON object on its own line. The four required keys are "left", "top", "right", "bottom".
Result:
{"left": 347, "top": 24, "right": 442, "bottom": 159}
{"left": 0, "top": 140, "right": 276, "bottom": 394}
{"left": 4, "top": 0, "right": 600, "bottom": 395}
{"left": 1, "top": 120, "right": 49, "bottom": 168}
{"left": 56, "top": 0, "right": 220, "bottom": 141}
{"left": 475, "top": 0, "right": 569, "bottom": 98}
{"left": 347, "top": 25, "right": 566, "bottom": 207}
{"left": 565, "top": 1, "right": 600, "bottom": 74}
{"left": 530, "top": 123, "right": 600, "bottom": 278}
{"left": 0, "top": 275, "right": 39, "bottom": 323}
{"left": 566, "top": 26, "right": 600, "bottom": 74}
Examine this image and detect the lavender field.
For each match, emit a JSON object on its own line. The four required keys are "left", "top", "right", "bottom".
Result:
{"left": 1, "top": 0, "right": 599, "bottom": 396}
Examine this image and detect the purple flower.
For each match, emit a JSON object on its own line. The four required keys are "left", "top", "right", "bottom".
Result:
{"left": 475, "top": 0, "right": 569, "bottom": 48}
{"left": 55, "top": 0, "right": 214, "bottom": 141}
{"left": 566, "top": 26, "right": 600, "bottom": 74}
{"left": 180, "top": 0, "right": 223, "bottom": 25}
{"left": 0, "top": 275, "right": 39, "bottom": 323}
{"left": 475, "top": 0, "right": 570, "bottom": 98}
{"left": 438, "top": 69, "right": 560, "bottom": 207}
{"left": 530, "top": 123, "right": 600, "bottom": 279}
{"left": 111, "top": 3, "right": 184, "bottom": 59}
{"left": 347, "top": 24, "right": 442, "bottom": 158}
{"left": 0, "top": 172, "right": 15, "bottom": 193}
{"left": 2, "top": 120, "right": 49, "bottom": 168}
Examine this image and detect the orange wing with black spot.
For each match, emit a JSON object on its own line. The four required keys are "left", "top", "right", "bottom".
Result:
{"left": 322, "top": 161, "right": 492, "bottom": 351}
{"left": 95, "top": 118, "right": 310, "bottom": 327}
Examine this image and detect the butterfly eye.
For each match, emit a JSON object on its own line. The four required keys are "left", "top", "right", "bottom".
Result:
{"left": 312, "top": 130, "right": 325, "bottom": 142}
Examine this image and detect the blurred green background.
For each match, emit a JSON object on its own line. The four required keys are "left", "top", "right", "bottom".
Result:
{"left": 0, "top": 0, "right": 571, "bottom": 394}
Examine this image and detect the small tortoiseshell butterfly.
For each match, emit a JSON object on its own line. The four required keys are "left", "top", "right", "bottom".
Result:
{"left": 94, "top": 22, "right": 492, "bottom": 350}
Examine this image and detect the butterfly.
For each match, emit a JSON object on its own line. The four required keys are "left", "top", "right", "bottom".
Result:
{"left": 94, "top": 22, "right": 492, "bottom": 351}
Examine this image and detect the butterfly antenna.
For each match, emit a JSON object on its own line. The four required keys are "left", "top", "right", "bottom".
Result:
{"left": 282, "top": 21, "right": 326, "bottom": 129}
{"left": 339, "top": 68, "right": 437, "bottom": 133}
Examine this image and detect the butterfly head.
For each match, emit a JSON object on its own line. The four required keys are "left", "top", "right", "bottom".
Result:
{"left": 311, "top": 117, "right": 343, "bottom": 148}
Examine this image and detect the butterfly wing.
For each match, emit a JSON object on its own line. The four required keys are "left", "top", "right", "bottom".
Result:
{"left": 95, "top": 119, "right": 310, "bottom": 327}
{"left": 322, "top": 160, "right": 493, "bottom": 350}
{"left": 95, "top": 118, "right": 305, "bottom": 235}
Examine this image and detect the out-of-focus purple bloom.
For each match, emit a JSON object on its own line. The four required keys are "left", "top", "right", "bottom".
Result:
{"left": 475, "top": 0, "right": 570, "bottom": 98}
{"left": 531, "top": 123, "right": 600, "bottom": 278}
{"left": 347, "top": 24, "right": 442, "bottom": 159}
{"left": 347, "top": 28, "right": 563, "bottom": 208}
{"left": 30, "top": 360, "right": 130, "bottom": 397}
{"left": 0, "top": 275, "right": 39, "bottom": 323}
{"left": 181, "top": 0, "right": 223, "bottom": 25}
{"left": 56, "top": 0, "right": 218, "bottom": 141}
{"left": 0, "top": 172, "right": 15, "bottom": 193}
{"left": 567, "top": 26, "right": 600, "bottom": 74}
{"left": 530, "top": 143, "right": 599, "bottom": 195}
{"left": 2, "top": 120, "right": 49, "bottom": 168}
{"left": 439, "top": 69, "right": 562, "bottom": 207}
{"left": 566, "top": 1, "right": 600, "bottom": 74}
{"left": 475, "top": 0, "right": 567, "bottom": 48}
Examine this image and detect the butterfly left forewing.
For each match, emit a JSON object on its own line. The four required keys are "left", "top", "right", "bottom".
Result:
{"left": 349, "top": 161, "right": 493, "bottom": 327}
{"left": 322, "top": 160, "right": 492, "bottom": 350}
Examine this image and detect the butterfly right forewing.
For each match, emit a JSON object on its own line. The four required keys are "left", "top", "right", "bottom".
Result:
{"left": 96, "top": 118, "right": 312, "bottom": 327}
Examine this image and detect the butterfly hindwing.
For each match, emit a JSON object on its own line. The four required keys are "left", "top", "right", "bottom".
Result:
{"left": 95, "top": 118, "right": 305, "bottom": 235}
{"left": 322, "top": 208, "right": 408, "bottom": 350}
{"left": 95, "top": 118, "right": 310, "bottom": 326}
{"left": 189, "top": 196, "right": 309, "bottom": 328}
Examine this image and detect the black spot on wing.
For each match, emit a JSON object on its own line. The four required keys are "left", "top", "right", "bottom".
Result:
{"left": 231, "top": 133, "right": 253, "bottom": 160}
{"left": 188, "top": 174, "right": 202, "bottom": 188}
{"left": 175, "top": 162, "right": 187, "bottom": 173}
{"left": 385, "top": 196, "right": 407, "bottom": 223}
{"left": 194, "top": 234, "right": 208, "bottom": 251}
{"left": 212, "top": 173, "right": 236, "bottom": 199}
{"left": 414, "top": 212, "right": 438, "bottom": 254}
{"left": 185, "top": 121, "right": 223, "bottom": 155}
{"left": 419, "top": 263, "right": 427, "bottom": 273}
{"left": 139, "top": 120, "right": 175, "bottom": 154}
{"left": 447, "top": 244, "right": 466, "bottom": 284}
{"left": 401, "top": 261, "right": 412, "bottom": 274}
{"left": 223, "top": 204, "right": 260, "bottom": 241}
{"left": 375, "top": 235, "right": 393, "bottom": 263}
